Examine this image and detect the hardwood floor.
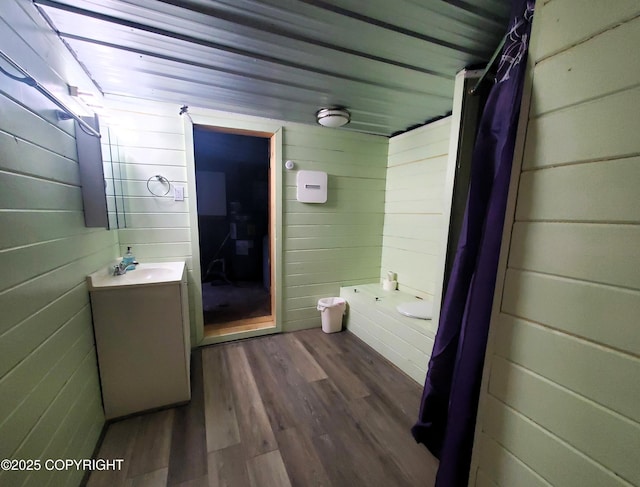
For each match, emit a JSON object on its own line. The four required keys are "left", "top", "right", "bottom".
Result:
{"left": 87, "top": 329, "right": 438, "bottom": 487}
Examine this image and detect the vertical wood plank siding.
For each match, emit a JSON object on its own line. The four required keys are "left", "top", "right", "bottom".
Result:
{"left": 0, "top": 2, "right": 118, "bottom": 486}
{"left": 471, "top": 1, "right": 640, "bottom": 485}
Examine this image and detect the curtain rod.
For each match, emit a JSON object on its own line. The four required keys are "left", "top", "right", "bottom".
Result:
{"left": 469, "top": 34, "right": 507, "bottom": 96}
{"left": 0, "top": 49, "right": 101, "bottom": 138}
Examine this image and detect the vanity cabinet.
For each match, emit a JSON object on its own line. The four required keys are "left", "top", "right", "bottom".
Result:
{"left": 88, "top": 262, "right": 191, "bottom": 419}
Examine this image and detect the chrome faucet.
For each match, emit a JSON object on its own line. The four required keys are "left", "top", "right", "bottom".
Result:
{"left": 113, "top": 261, "right": 137, "bottom": 276}
{"left": 113, "top": 262, "right": 128, "bottom": 276}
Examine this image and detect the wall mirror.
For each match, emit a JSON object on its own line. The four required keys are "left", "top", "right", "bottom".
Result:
{"left": 102, "top": 127, "right": 127, "bottom": 229}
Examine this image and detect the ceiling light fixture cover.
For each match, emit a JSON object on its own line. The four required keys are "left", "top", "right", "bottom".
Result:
{"left": 316, "top": 107, "right": 350, "bottom": 128}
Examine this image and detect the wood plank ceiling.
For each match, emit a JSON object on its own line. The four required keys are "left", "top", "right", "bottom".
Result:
{"left": 34, "top": 0, "right": 511, "bottom": 136}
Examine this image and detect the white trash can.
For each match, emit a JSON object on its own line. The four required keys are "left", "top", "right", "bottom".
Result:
{"left": 317, "top": 297, "right": 346, "bottom": 333}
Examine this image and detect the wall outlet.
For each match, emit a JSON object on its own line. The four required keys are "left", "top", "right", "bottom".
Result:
{"left": 174, "top": 185, "right": 184, "bottom": 201}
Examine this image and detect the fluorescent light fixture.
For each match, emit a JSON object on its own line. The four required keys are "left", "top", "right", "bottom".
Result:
{"left": 316, "top": 107, "right": 350, "bottom": 128}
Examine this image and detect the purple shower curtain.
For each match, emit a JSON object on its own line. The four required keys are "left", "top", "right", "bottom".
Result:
{"left": 411, "top": 1, "right": 535, "bottom": 485}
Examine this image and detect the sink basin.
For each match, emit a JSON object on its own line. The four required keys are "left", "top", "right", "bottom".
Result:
{"left": 125, "top": 267, "right": 176, "bottom": 282}
{"left": 87, "top": 262, "right": 185, "bottom": 290}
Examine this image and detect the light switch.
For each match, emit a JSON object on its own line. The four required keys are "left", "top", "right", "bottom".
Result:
{"left": 174, "top": 185, "right": 184, "bottom": 201}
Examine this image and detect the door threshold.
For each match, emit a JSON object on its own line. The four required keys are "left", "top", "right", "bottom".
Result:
{"left": 204, "top": 315, "right": 275, "bottom": 338}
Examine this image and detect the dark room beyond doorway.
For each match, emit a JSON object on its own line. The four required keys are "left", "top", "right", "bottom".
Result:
{"left": 193, "top": 126, "right": 272, "bottom": 334}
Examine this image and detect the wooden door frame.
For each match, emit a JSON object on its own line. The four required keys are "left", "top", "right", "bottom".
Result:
{"left": 183, "top": 112, "right": 283, "bottom": 346}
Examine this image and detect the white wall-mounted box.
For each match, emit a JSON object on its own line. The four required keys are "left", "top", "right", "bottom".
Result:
{"left": 296, "top": 170, "right": 327, "bottom": 203}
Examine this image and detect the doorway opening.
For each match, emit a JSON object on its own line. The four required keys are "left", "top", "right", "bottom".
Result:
{"left": 193, "top": 126, "right": 274, "bottom": 337}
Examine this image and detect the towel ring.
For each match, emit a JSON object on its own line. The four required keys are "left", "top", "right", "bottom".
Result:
{"left": 146, "top": 174, "right": 172, "bottom": 197}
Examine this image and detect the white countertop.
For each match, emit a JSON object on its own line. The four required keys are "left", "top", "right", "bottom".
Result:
{"left": 87, "top": 261, "right": 185, "bottom": 291}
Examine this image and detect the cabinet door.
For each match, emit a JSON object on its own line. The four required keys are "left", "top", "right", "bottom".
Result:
{"left": 91, "top": 283, "right": 190, "bottom": 419}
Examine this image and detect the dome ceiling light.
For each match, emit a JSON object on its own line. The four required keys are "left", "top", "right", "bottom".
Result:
{"left": 316, "top": 107, "right": 351, "bottom": 128}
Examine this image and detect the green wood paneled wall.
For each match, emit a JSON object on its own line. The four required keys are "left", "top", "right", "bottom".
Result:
{"left": 103, "top": 96, "right": 388, "bottom": 336}
{"left": 471, "top": 1, "right": 640, "bottom": 485}
{"left": 0, "top": 2, "right": 118, "bottom": 486}
{"left": 340, "top": 284, "right": 438, "bottom": 384}
{"left": 343, "top": 117, "right": 453, "bottom": 383}
{"left": 282, "top": 126, "right": 388, "bottom": 330}
{"left": 382, "top": 117, "right": 452, "bottom": 298}
{"left": 102, "top": 96, "right": 200, "bottom": 344}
